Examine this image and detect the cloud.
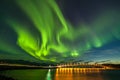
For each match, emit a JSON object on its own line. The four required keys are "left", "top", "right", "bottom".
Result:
{"left": 78, "top": 47, "right": 120, "bottom": 63}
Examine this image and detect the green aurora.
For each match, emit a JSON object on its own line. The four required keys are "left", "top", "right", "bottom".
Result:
{"left": 1, "top": 0, "right": 120, "bottom": 62}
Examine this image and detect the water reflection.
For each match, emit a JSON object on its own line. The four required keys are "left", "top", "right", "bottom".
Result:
{"left": 0, "top": 69, "right": 48, "bottom": 80}
{"left": 54, "top": 68, "right": 104, "bottom": 80}
{"left": 46, "top": 69, "right": 52, "bottom": 80}
{"left": 0, "top": 68, "right": 119, "bottom": 80}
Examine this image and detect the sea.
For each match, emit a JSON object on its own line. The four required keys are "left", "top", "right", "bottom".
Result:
{"left": 0, "top": 68, "right": 120, "bottom": 80}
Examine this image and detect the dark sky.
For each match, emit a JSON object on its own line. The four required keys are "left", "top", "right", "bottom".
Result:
{"left": 58, "top": 0, "right": 120, "bottom": 24}
{"left": 59, "top": 0, "right": 120, "bottom": 64}
{"left": 0, "top": 0, "right": 120, "bottom": 64}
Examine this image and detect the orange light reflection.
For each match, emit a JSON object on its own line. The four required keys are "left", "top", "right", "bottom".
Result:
{"left": 54, "top": 68, "right": 104, "bottom": 80}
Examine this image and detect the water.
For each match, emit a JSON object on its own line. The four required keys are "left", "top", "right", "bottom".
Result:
{"left": 0, "top": 68, "right": 120, "bottom": 80}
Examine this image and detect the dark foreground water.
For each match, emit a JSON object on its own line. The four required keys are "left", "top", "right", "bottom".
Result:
{"left": 0, "top": 68, "right": 120, "bottom": 80}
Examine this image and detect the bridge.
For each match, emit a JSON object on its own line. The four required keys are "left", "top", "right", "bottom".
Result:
{"left": 56, "top": 63, "right": 113, "bottom": 69}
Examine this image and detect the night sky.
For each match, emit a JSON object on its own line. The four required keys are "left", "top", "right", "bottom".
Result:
{"left": 0, "top": 0, "right": 120, "bottom": 64}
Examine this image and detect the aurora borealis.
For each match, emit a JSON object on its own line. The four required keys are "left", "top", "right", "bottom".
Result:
{"left": 0, "top": 0, "right": 120, "bottom": 63}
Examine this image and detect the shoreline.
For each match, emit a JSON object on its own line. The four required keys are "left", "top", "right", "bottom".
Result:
{"left": 0, "top": 65, "right": 120, "bottom": 70}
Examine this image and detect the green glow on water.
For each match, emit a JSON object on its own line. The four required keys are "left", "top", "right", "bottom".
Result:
{"left": 46, "top": 69, "right": 52, "bottom": 80}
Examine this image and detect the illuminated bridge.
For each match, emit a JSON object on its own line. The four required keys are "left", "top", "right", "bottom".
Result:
{"left": 56, "top": 63, "right": 113, "bottom": 69}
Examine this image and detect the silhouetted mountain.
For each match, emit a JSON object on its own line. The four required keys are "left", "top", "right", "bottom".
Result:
{"left": 0, "top": 59, "right": 49, "bottom": 66}
{"left": 102, "top": 64, "right": 120, "bottom": 68}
